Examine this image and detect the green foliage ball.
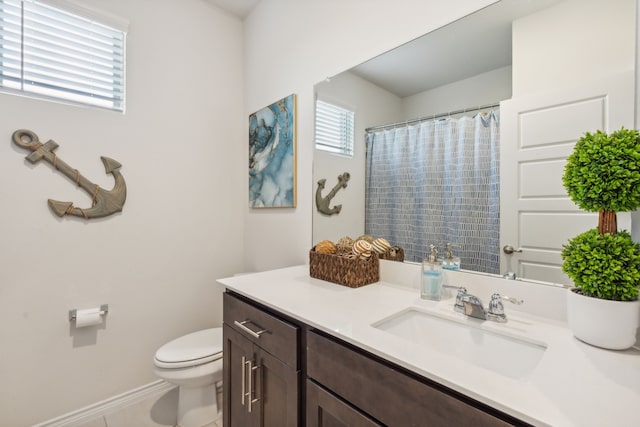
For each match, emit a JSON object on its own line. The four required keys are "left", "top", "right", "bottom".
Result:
{"left": 562, "top": 128, "right": 640, "bottom": 212}
{"left": 561, "top": 228, "right": 640, "bottom": 301}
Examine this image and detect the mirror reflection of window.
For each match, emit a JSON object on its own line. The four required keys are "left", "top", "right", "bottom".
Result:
{"left": 315, "top": 100, "right": 355, "bottom": 157}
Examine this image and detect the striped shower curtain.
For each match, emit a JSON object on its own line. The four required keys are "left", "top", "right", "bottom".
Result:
{"left": 365, "top": 111, "right": 500, "bottom": 274}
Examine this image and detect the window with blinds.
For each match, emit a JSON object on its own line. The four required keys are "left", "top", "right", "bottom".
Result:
{"left": 315, "top": 99, "right": 355, "bottom": 156}
{"left": 0, "top": 0, "right": 126, "bottom": 111}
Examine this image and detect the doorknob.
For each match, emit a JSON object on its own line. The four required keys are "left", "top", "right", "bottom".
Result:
{"left": 503, "top": 245, "right": 523, "bottom": 255}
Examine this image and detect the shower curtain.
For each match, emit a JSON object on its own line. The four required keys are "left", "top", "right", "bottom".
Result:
{"left": 365, "top": 111, "right": 500, "bottom": 274}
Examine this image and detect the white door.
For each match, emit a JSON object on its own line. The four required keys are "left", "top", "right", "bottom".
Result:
{"left": 500, "top": 71, "right": 635, "bottom": 285}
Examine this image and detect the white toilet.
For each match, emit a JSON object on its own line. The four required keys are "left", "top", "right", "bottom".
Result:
{"left": 153, "top": 327, "right": 223, "bottom": 427}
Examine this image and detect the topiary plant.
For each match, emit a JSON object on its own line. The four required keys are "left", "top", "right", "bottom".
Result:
{"left": 562, "top": 128, "right": 640, "bottom": 234}
{"left": 561, "top": 229, "right": 640, "bottom": 301}
{"left": 561, "top": 127, "right": 640, "bottom": 301}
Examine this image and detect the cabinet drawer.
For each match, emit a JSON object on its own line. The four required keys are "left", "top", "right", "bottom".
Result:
{"left": 224, "top": 292, "right": 299, "bottom": 369}
{"left": 307, "top": 380, "right": 383, "bottom": 427}
{"left": 307, "top": 330, "right": 520, "bottom": 427}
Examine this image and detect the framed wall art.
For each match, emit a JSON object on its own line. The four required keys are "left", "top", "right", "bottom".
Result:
{"left": 249, "top": 94, "right": 297, "bottom": 208}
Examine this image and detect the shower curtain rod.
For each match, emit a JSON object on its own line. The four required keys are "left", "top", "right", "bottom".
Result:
{"left": 364, "top": 102, "right": 500, "bottom": 133}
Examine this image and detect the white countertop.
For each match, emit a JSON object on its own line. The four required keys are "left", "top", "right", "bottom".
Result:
{"left": 217, "top": 264, "right": 640, "bottom": 427}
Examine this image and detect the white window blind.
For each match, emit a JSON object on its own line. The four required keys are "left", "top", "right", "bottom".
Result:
{"left": 315, "top": 99, "right": 355, "bottom": 156}
{"left": 0, "top": 0, "right": 125, "bottom": 111}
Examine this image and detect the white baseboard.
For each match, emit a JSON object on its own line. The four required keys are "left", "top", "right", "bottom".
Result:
{"left": 32, "top": 380, "right": 176, "bottom": 427}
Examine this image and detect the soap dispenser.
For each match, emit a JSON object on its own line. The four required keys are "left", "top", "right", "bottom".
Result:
{"left": 442, "top": 243, "right": 461, "bottom": 271}
{"left": 421, "top": 244, "right": 442, "bottom": 301}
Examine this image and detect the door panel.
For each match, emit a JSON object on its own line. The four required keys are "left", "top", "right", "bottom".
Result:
{"left": 519, "top": 159, "right": 567, "bottom": 197}
{"left": 519, "top": 97, "right": 606, "bottom": 148}
{"left": 519, "top": 212, "right": 596, "bottom": 249}
{"left": 258, "top": 347, "right": 299, "bottom": 427}
{"left": 500, "top": 71, "right": 635, "bottom": 284}
{"left": 306, "top": 380, "right": 382, "bottom": 427}
{"left": 224, "top": 324, "right": 256, "bottom": 427}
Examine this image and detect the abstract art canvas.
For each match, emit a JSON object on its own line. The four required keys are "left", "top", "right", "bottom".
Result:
{"left": 249, "top": 94, "right": 297, "bottom": 208}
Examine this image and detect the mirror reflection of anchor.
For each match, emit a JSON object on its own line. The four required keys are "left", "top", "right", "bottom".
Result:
{"left": 12, "top": 129, "right": 127, "bottom": 220}
{"left": 316, "top": 172, "right": 350, "bottom": 215}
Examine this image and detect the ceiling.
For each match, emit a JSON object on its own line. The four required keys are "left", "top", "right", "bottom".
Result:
{"left": 350, "top": 0, "right": 562, "bottom": 98}
{"left": 206, "top": 0, "right": 260, "bottom": 18}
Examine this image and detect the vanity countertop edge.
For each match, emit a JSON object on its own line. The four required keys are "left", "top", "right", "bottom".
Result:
{"left": 217, "top": 264, "right": 640, "bottom": 427}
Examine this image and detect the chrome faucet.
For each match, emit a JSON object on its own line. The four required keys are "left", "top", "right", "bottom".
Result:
{"left": 443, "top": 286, "right": 523, "bottom": 322}
{"left": 487, "top": 293, "right": 524, "bottom": 322}
{"left": 444, "top": 286, "right": 486, "bottom": 318}
{"left": 443, "top": 285, "right": 467, "bottom": 313}
{"left": 463, "top": 295, "right": 487, "bottom": 319}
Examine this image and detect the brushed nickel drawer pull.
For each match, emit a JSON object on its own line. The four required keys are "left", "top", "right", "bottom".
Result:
{"left": 246, "top": 358, "right": 254, "bottom": 412}
{"left": 241, "top": 356, "right": 249, "bottom": 406}
{"left": 249, "top": 364, "right": 261, "bottom": 413}
{"left": 234, "top": 320, "right": 268, "bottom": 339}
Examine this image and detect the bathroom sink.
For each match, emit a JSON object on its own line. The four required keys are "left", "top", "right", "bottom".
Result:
{"left": 372, "top": 307, "right": 547, "bottom": 379}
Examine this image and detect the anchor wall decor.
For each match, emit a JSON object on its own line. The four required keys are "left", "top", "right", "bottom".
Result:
{"left": 315, "top": 172, "right": 350, "bottom": 215}
{"left": 12, "top": 129, "right": 127, "bottom": 219}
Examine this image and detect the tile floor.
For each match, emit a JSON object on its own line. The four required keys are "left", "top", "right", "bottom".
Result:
{"left": 77, "top": 383, "right": 223, "bottom": 427}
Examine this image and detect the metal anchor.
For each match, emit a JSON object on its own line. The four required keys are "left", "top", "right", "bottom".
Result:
{"left": 315, "top": 172, "right": 350, "bottom": 215}
{"left": 12, "top": 129, "right": 127, "bottom": 219}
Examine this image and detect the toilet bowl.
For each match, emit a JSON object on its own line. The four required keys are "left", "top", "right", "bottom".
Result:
{"left": 154, "top": 328, "right": 223, "bottom": 427}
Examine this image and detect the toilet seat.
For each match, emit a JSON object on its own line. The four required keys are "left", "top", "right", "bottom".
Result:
{"left": 154, "top": 327, "right": 223, "bottom": 369}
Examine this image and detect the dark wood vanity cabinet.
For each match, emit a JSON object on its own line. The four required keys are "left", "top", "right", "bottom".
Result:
{"left": 223, "top": 291, "right": 528, "bottom": 427}
{"left": 306, "top": 330, "right": 527, "bottom": 427}
{"left": 306, "top": 379, "right": 383, "bottom": 427}
{"left": 223, "top": 292, "right": 300, "bottom": 427}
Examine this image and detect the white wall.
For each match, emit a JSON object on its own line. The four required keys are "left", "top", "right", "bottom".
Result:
{"left": 243, "top": 0, "right": 498, "bottom": 272}
{"left": 512, "top": 0, "right": 635, "bottom": 97}
{"left": 0, "top": 1, "right": 244, "bottom": 425}
{"left": 401, "top": 66, "right": 512, "bottom": 120}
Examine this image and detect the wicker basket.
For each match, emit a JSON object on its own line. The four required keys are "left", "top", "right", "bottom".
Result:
{"left": 379, "top": 246, "right": 404, "bottom": 262}
{"left": 309, "top": 248, "right": 379, "bottom": 288}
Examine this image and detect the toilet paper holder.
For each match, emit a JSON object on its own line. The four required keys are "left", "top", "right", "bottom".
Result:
{"left": 68, "top": 304, "right": 109, "bottom": 322}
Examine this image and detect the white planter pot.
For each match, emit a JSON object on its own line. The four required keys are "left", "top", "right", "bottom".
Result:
{"left": 566, "top": 288, "right": 640, "bottom": 350}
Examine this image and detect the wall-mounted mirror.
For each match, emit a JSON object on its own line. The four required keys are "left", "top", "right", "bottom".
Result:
{"left": 313, "top": 0, "right": 636, "bottom": 285}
